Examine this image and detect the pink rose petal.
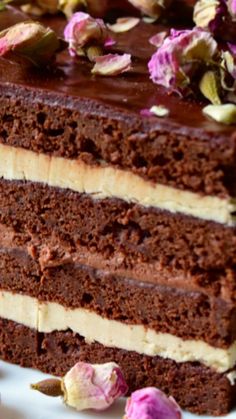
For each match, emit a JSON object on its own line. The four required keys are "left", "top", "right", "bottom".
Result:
{"left": 108, "top": 17, "right": 140, "bottom": 33}
{"left": 92, "top": 53, "right": 132, "bottom": 76}
{"left": 149, "top": 31, "right": 168, "bottom": 47}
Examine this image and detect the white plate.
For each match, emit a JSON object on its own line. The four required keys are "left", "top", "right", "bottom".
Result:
{"left": 0, "top": 361, "right": 235, "bottom": 419}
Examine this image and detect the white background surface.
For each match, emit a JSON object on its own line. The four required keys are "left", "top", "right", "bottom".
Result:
{"left": 0, "top": 361, "right": 236, "bottom": 419}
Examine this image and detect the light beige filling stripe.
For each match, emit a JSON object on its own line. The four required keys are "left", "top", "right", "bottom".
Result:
{"left": 1, "top": 290, "right": 236, "bottom": 374}
{"left": 0, "top": 143, "right": 235, "bottom": 224}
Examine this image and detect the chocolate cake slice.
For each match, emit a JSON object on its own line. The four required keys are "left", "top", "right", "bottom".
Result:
{"left": 0, "top": 5, "right": 236, "bottom": 416}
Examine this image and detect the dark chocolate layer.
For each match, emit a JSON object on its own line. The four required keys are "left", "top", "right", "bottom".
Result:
{"left": 0, "top": 11, "right": 236, "bottom": 197}
{"left": 1, "top": 246, "right": 235, "bottom": 347}
{"left": 1, "top": 179, "right": 236, "bottom": 300}
{"left": 0, "top": 318, "right": 235, "bottom": 416}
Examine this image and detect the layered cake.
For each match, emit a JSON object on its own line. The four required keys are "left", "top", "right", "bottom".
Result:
{"left": 0, "top": 2, "right": 236, "bottom": 416}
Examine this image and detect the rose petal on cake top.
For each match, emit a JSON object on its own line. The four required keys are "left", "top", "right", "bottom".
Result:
{"left": 31, "top": 361, "right": 128, "bottom": 412}
{"left": 108, "top": 17, "right": 140, "bottom": 33}
{"left": 64, "top": 12, "right": 111, "bottom": 57}
{"left": 124, "top": 387, "right": 182, "bottom": 419}
{"left": 91, "top": 53, "right": 132, "bottom": 76}
{"left": 148, "top": 28, "right": 218, "bottom": 93}
{"left": 0, "top": 21, "right": 63, "bottom": 66}
{"left": 149, "top": 31, "right": 168, "bottom": 47}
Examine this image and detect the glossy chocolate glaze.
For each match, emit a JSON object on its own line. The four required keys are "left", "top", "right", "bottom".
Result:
{"left": 0, "top": 6, "right": 235, "bottom": 143}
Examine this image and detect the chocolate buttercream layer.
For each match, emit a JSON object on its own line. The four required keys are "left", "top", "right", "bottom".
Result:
{"left": 0, "top": 318, "right": 235, "bottom": 416}
{"left": 1, "top": 179, "right": 236, "bottom": 299}
{"left": 0, "top": 14, "right": 236, "bottom": 198}
{"left": 1, "top": 250, "right": 235, "bottom": 348}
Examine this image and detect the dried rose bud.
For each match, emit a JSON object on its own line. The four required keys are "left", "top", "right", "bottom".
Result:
{"left": 148, "top": 28, "right": 218, "bottom": 94}
{"left": 31, "top": 361, "right": 128, "bottom": 412}
{"left": 124, "top": 387, "right": 182, "bottom": 419}
{"left": 63, "top": 361, "right": 128, "bottom": 410}
{"left": 64, "top": 11, "right": 112, "bottom": 59}
{"left": 127, "top": 0, "right": 172, "bottom": 18}
{"left": 0, "top": 21, "right": 63, "bottom": 66}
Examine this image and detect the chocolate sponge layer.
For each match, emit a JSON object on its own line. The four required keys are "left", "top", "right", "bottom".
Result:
{"left": 1, "top": 179, "right": 236, "bottom": 299}
{"left": 0, "top": 247, "right": 236, "bottom": 348}
{"left": 0, "top": 318, "right": 235, "bottom": 416}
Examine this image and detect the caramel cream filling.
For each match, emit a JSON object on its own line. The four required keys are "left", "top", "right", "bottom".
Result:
{"left": 0, "top": 143, "right": 235, "bottom": 224}
{"left": 0, "top": 290, "right": 236, "bottom": 373}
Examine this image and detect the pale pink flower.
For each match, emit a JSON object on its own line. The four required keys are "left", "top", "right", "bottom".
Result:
{"left": 64, "top": 12, "right": 112, "bottom": 57}
{"left": 124, "top": 387, "right": 182, "bottom": 419}
{"left": 148, "top": 28, "right": 218, "bottom": 93}
{"left": 62, "top": 361, "right": 128, "bottom": 411}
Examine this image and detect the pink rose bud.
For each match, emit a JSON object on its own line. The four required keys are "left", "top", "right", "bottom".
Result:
{"left": 62, "top": 362, "right": 128, "bottom": 411}
{"left": 148, "top": 27, "right": 218, "bottom": 93}
{"left": 64, "top": 11, "right": 112, "bottom": 58}
{"left": 31, "top": 361, "right": 128, "bottom": 411}
{"left": 124, "top": 387, "right": 182, "bottom": 419}
{"left": 0, "top": 21, "right": 63, "bottom": 66}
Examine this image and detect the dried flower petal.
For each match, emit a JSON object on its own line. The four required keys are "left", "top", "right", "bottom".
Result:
{"left": 124, "top": 387, "right": 182, "bottom": 419}
{"left": 193, "top": 0, "right": 221, "bottom": 29}
{"left": 0, "top": 21, "right": 62, "bottom": 66}
{"left": 203, "top": 103, "right": 236, "bottom": 124}
{"left": 108, "top": 17, "right": 140, "bottom": 33}
{"left": 148, "top": 28, "right": 218, "bottom": 93}
{"left": 221, "top": 50, "right": 236, "bottom": 88}
{"left": 92, "top": 53, "right": 132, "bottom": 76}
{"left": 194, "top": 0, "right": 236, "bottom": 43}
{"left": 199, "top": 70, "right": 221, "bottom": 104}
{"left": 62, "top": 362, "right": 128, "bottom": 411}
{"left": 149, "top": 31, "right": 167, "bottom": 47}
{"left": 64, "top": 12, "right": 111, "bottom": 57}
{"left": 127, "top": 0, "right": 171, "bottom": 18}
